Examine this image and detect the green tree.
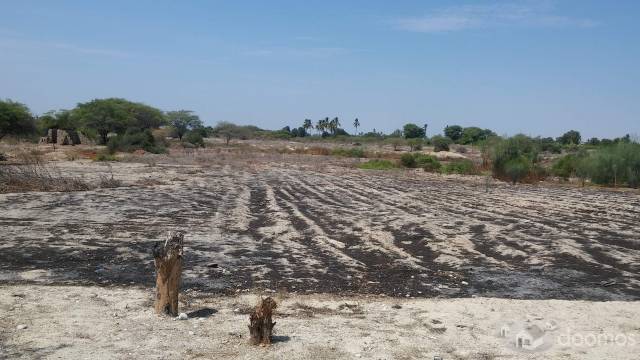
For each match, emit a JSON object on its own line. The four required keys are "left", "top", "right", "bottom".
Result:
{"left": 444, "top": 125, "right": 463, "bottom": 143}
{"left": 431, "top": 135, "right": 452, "bottom": 152}
{"left": 212, "top": 121, "right": 248, "bottom": 145}
{"left": 303, "top": 119, "right": 313, "bottom": 133}
{"left": 0, "top": 99, "right": 36, "bottom": 140}
{"left": 557, "top": 130, "right": 582, "bottom": 145}
{"left": 460, "top": 127, "right": 495, "bottom": 144}
{"left": 38, "top": 110, "right": 79, "bottom": 132}
{"left": 166, "top": 110, "right": 203, "bottom": 140}
{"left": 129, "top": 103, "right": 166, "bottom": 130}
{"left": 74, "top": 98, "right": 134, "bottom": 144}
{"left": 403, "top": 123, "right": 425, "bottom": 139}
{"left": 353, "top": 118, "right": 360, "bottom": 134}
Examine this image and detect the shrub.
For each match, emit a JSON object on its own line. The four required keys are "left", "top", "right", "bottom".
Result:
{"left": 407, "top": 138, "right": 423, "bottom": 151}
{"left": 331, "top": 147, "right": 365, "bottom": 158}
{"left": 95, "top": 152, "right": 118, "bottom": 162}
{"left": 400, "top": 153, "right": 441, "bottom": 171}
{"left": 581, "top": 142, "right": 640, "bottom": 188}
{"left": 489, "top": 135, "right": 541, "bottom": 183}
{"left": 431, "top": 135, "right": 452, "bottom": 152}
{"left": 107, "top": 129, "right": 166, "bottom": 154}
{"left": 183, "top": 131, "right": 205, "bottom": 148}
{"left": 442, "top": 160, "right": 477, "bottom": 175}
{"left": 504, "top": 156, "right": 531, "bottom": 184}
{"left": 358, "top": 159, "right": 396, "bottom": 170}
{"left": 551, "top": 153, "right": 586, "bottom": 180}
{"left": 415, "top": 154, "right": 441, "bottom": 171}
{"left": 400, "top": 153, "right": 417, "bottom": 167}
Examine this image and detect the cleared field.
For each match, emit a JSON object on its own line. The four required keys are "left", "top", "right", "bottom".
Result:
{"left": 1, "top": 157, "right": 638, "bottom": 301}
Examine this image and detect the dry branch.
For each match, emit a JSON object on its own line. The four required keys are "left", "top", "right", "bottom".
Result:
{"left": 153, "top": 231, "right": 184, "bottom": 316}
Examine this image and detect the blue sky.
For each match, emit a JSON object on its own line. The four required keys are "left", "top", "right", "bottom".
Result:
{"left": 1, "top": 0, "right": 638, "bottom": 138}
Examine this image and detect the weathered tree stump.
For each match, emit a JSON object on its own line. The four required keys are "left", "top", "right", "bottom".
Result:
{"left": 152, "top": 231, "right": 184, "bottom": 316}
{"left": 248, "top": 297, "right": 277, "bottom": 345}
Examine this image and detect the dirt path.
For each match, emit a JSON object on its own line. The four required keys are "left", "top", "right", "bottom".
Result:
{"left": 1, "top": 160, "right": 639, "bottom": 300}
{"left": 1, "top": 285, "right": 638, "bottom": 359}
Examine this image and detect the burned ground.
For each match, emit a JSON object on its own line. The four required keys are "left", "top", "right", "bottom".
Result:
{"left": 1, "top": 159, "right": 638, "bottom": 300}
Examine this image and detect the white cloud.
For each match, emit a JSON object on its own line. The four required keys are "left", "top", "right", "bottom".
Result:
{"left": 393, "top": 3, "right": 598, "bottom": 33}
{"left": 0, "top": 36, "right": 131, "bottom": 58}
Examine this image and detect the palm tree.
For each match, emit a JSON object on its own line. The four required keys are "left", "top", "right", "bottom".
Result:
{"left": 423, "top": 123, "right": 428, "bottom": 138}
{"left": 329, "top": 117, "right": 340, "bottom": 135}
{"left": 353, "top": 118, "right": 360, "bottom": 135}
{"left": 303, "top": 119, "right": 313, "bottom": 132}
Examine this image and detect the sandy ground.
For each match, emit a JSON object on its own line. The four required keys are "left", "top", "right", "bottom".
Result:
{"left": 1, "top": 285, "right": 639, "bottom": 360}
{"left": 1, "top": 145, "right": 639, "bottom": 359}
{"left": 1, "top": 156, "right": 639, "bottom": 300}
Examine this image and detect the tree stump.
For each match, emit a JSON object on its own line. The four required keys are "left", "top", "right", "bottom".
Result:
{"left": 248, "top": 297, "right": 277, "bottom": 345}
{"left": 153, "top": 231, "right": 184, "bottom": 316}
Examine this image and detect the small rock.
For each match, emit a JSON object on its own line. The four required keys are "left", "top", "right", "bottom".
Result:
{"left": 461, "top": 281, "right": 469, "bottom": 286}
{"left": 233, "top": 308, "right": 241, "bottom": 313}
{"left": 188, "top": 331, "right": 195, "bottom": 336}
{"left": 355, "top": 354, "right": 361, "bottom": 358}
{"left": 16, "top": 324, "right": 28, "bottom": 330}
{"left": 178, "top": 313, "right": 188, "bottom": 320}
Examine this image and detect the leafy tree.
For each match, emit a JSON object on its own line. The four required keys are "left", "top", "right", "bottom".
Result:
{"left": 489, "top": 134, "right": 540, "bottom": 183}
{"left": 444, "top": 125, "right": 463, "bottom": 143}
{"left": 460, "top": 127, "right": 495, "bottom": 145}
{"left": 328, "top": 117, "right": 341, "bottom": 135}
{"left": 403, "top": 123, "right": 425, "bottom": 139}
{"left": 212, "top": 121, "right": 248, "bottom": 145}
{"left": 129, "top": 103, "right": 166, "bottom": 130}
{"left": 38, "top": 110, "right": 79, "bottom": 132}
{"left": 166, "top": 110, "right": 203, "bottom": 140}
{"left": 353, "top": 118, "right": 360, "bottom": 134}
{"left": 586, "top": 137, "right": 600, "bottom": 146}
{"left": 0, "top": 99, "right": 36, "bottom": 140}
{"left": 184, "top": 131, "right": 205, "bottom": 148}
{"left": 557, "top": 130, "right": 581, "bottom": 145}
{"left": 407, "top": 138, "right": 423, "bottom": 151}
{"left": 74, "top": 98, "right": 134, "bottom": 144}
{"left": 303, "top": 119, "right": 313, "bottom": 133}
{"left": 431, "top": 135, "right": 452, "bottom": 152}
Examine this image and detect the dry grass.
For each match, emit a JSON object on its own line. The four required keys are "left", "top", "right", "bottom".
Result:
{"left": 0, "top": 153, "right": 91, "bottom": 193}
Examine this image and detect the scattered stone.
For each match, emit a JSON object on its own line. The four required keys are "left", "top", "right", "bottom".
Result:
{"left": 461, "top": 281, "right": 469, "bottom": 286}
{"left": 178, "top": 313, "right": 188, "bottom": 320}
{"left": 16, "top": 324, "right": 28, "bottom": 330}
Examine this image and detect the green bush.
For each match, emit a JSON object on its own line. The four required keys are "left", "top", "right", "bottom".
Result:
{"left": 183, "top": 131, "right": 205, "bottom": 148}
{"left": 400, "top": 153, "right": 416, "bottom": 167}
{"left": 504, "top": 156, "right": 531, "bottom": 184}
{"left": 358, "top": 159, "right": 396, "bottom": 170}
{"left": 442, "top": 160, "right": 477, "bottom": 175}
{"left": 400, "top": 153, "right": 440, "bottom": 171}
{"left": 407, "top": 138, "right": 423, "bottom": 151}
{"left": 431, "top": 135, "right": 452, "bottom": 152}
{"left": 582, "top": 142, "right": 640, "bottom": 188}
{"left": 551, "top": 153, "right": 586, "bottom": 180}
{"left": 331, "top": 147, "right": 365, "bottom": 158}
{"left": 489, "top": 135, "right": 541, "bottom": 183}
{"left": 107, "top": 129, "right": 166, "bottom": 154}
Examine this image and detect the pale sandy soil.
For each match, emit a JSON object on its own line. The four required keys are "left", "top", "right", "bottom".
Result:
{"left": 1, "top": 285, "right": 639, "bottom": 360}
{"left": 1, "top": 144, "right": 639, "bottom": 359}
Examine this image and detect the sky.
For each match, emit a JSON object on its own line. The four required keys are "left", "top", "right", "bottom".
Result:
{"left": 1, "top": 0, "right": 639, "bottom": 139}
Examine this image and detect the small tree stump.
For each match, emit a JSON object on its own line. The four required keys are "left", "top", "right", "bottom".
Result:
{"left": 153, "top": 231, "right": 184, "bottom": 316}
{"left": 248, "top": 297, "right": 277, "bottom": 345}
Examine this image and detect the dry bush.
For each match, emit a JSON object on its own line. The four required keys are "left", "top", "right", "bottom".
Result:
{"left": 98, "top": 172, "right": 123, "bottom": 188}
{"left": 0, "top": 155, "right": 91, "bottom": 193}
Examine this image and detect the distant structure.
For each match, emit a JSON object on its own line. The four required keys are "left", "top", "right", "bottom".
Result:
{"left": 39, "top": 129, "right": 92, "bottom": 146}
